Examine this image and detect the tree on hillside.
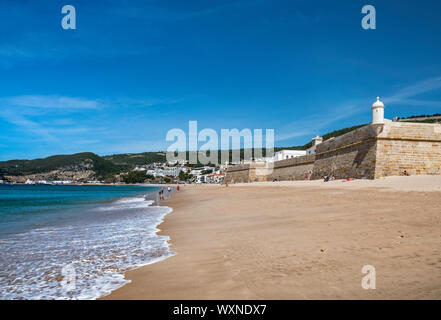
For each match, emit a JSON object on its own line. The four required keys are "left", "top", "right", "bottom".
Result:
{"left": 121, "top": 171, "right": 148, "bottom": 184}
{"left": 178, "top": 171, "right": 193, "bottom": 181}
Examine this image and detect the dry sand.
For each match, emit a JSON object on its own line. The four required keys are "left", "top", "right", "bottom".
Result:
{"left": 103, "top": 175, "right": 441, "bottom": 299}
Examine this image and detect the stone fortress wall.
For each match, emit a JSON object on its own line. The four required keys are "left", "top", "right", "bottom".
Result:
{"left": 266, "top": 154, "right": 315, "bottom": 181}
{"left": 226, "top": 116, "right": 441, "bottom": 183}
{"left": 225, "top": 164, "right": 250, "bottom": 184}
{"left": 375, "top": 121, "right": 441, "bottom": 177}
{"left": 311, "top": 124, "right": 380, "bottom": 180}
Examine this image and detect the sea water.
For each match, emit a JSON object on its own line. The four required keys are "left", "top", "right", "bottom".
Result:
{"left": 0, "top": 184, "right": 173, "bottom": 300}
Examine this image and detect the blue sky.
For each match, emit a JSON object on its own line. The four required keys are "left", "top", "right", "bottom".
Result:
{"left": 1, "top": 0, "right": 441, "bottom": 160}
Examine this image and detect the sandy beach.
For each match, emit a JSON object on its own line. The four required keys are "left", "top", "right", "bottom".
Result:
{"left": 103, "top": 176, "right": 441, "bottom": 299}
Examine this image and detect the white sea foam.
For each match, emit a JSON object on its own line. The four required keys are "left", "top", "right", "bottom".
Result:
{"left": 98, "top": 197, "right": 155, "bottom": 211}
{"left": 0, "top": 195, "right": 174, "bottom": 300}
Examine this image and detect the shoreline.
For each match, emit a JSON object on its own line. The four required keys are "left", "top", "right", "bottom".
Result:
{"left": 0, "top": 185, "right": 174, "bottom": 300}
{"left": 102, "top": 176, "right": 441, "bottom": 299}
{"left": 91, "top": 188, "right": 176, "bottom": 299}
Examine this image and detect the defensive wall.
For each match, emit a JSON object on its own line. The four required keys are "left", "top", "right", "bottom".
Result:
{"left": 225, "top": 120, "right": 441, "bottom": 182}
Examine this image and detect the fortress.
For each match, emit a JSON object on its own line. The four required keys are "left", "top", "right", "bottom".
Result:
{"left": 226, "top": 98, "right": 441, "bottom": 183}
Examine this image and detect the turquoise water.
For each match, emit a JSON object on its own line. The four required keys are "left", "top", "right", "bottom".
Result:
{"left": 0, "top": 184, "right": 174, "bottom": 300}
{"left": 0, "top": 185, "right": 158, "bottom": 235}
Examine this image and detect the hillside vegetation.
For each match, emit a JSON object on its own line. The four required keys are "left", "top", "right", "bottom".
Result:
{"left": 0, "top": 152, "right": 127, "bottom": 179}
{"left": 103, "top": 152, "right": 166, "bottom": 166}
{"left": 396, "top": 113, "right": 441, "bottom": 124}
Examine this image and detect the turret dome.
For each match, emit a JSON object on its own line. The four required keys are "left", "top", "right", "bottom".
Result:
{"left": 372, "top": 96, "right": 384, "bottom": 109}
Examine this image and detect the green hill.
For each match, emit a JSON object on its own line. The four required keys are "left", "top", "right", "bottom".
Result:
{"left": 103, "top": 152, "right": 166, "bottom": 166}
{"left": 0, "top": 152, "right": 127, "bottom": 179}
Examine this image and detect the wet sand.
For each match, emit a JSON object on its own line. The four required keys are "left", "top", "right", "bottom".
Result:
{"left": 103, "top": 176, "right": 441, "bottom": 299}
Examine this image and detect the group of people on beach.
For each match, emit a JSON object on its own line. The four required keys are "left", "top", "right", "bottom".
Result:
{"left": 323, "top": 174, "right": 336, "bottom": 182}
{"left": 158, "top": 186, "right": 171, "bottom": 200}
{"left": 158, "top": 185, "right": 180, "bottom": 200}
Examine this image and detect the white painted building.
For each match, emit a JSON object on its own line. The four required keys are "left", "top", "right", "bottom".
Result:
{"left": 147, "top": 167, "right": 184, "bottom": 178}
{"left": 163, "top": 168, "right": 182, "bottom": 177}
{"left": 195, "top": 175, "right": 207, "bottom": 184}
{"left": 206, "top": 173, "right": 225, "bottom": 184}
{"left": 190, "top": 166, "right": 213, "bottom": 176}
{"left": 52, "top": 181, "right": 72, "bottom": 185}
{"left": 306, "top": 136, "right": 323, "bottom": 155}
{"left": 146, "top": 169, "right": 161, "bottom": 177}
{"left": 273, "top": 150, "right": 307, "bottom": 161}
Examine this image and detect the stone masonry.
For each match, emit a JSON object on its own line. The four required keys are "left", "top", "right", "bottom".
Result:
{"left": 225, "top": 120, "right": 441, "bottom": 183}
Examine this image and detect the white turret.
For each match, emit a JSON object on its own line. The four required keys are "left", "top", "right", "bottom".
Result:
{"left": 371, "top": 96, "right": 384, "bottom": 124}
{"left": 312, "top": 135, "right": 323, "bottom": 146}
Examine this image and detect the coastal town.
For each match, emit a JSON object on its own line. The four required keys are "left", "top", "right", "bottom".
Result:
{"left": 0, "top": 161, "right": 228, "bottom": 186}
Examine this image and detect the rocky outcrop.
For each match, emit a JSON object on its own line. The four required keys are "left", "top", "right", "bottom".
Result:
{"left": 4, "top": 170, "right": 95, "bottom": 183}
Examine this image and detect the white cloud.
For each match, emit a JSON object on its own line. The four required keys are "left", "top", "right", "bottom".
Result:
{"left": 385, "top": 76, "right": 441, "bottom": 101}
{"left": 0, "top": 95, "right": 102, "bottom": 111}
{"left": 384, "top": 76, "right": 441, "bottom": 108}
